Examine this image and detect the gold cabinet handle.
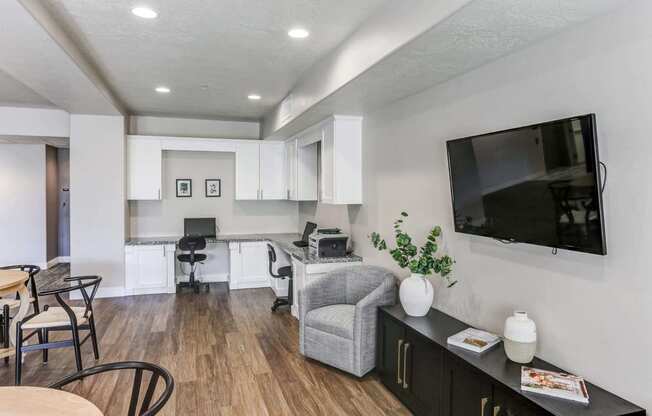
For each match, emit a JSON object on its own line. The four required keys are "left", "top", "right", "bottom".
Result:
{"left": 402, "top": 342, "right": 410, "bottom": 389}
{"left": 481, "top": 398, "right": 488, "bottom": 416}
{"left": 493, "top": 405, "right": 501, "bottom": 416}
{"left": 396, "top": 339, "right": 403, "bottom": 384}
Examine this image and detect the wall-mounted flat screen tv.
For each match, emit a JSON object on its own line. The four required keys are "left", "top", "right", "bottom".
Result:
{"left": 446, "top": 114, "right": 606, "bottom": 255}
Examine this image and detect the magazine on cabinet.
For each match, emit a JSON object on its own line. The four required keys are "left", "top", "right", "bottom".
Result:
{"left": 521, "top": 367, "right": 589, "bottom": 404}
{"left": 446, "top": 328, "right": 501, "bottom": 353}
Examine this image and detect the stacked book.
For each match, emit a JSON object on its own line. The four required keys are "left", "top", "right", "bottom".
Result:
{"left": 446, "top": 328, "right": 501, "bottom": 353}
{"left": 521, "top": 367, "right": 590, "bottom": 404}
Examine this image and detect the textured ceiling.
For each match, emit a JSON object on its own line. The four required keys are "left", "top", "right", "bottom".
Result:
{"left": 267, "top": 0, "right": 629, "bottom": 138}
{"left": 0, "top": 68, "right": 55, "bottom": 108}
{"left": 40, "top": 0, "right": 388, "bottom": 120}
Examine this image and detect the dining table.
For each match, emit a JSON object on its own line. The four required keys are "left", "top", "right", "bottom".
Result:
{"left": 0, "top": 269, "right": 30, "bottom": 359}
{"left": 0, "top": 386, "right": 103, "bottom": 415}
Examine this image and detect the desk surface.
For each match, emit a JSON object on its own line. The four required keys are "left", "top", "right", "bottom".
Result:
{"left": 125, "top": 233, "right": 363, "bottom": 265}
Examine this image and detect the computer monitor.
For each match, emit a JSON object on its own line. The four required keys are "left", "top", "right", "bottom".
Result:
{"left": 302, "top": 222, "right": 317, "bottom": 242}
{"left": 184, "top": 218, "right": 216, "bottom": 238}
{"left": 293, "top": 222, "right": 317, "bottom": 247}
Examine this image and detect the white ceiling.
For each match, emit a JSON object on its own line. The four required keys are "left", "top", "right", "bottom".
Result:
{"left": 0, "top": 68, "right": 55, "bottom": 108}
{"left": 266, "top": 0, "right": 629, "bottom": 138}
{"left": 40, "top": 0, "right": 388, "bottom": 120}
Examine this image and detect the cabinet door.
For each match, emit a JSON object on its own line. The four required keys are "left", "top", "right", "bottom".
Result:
{"left": 127, "top": 138, "right": 162, "bottom": 200}
{"left": 442, "top": 353, "right": 493, "bottom": 416}
{"left": 239, "top": 242, "right": 270, "bottom": 286}
{"left": 135, "top": 246, "right": 168, "bottom": 288}
{"left": 235, "top": 142, "right": 260, "bottom": 200}
{"left": 493, "top": 384, "right": 550, "bottom": 416}
{"left": 403, "top": 330, "right": 444, "bottom": 416}
{"left": 331, "top": 116, "right": 362, "bottom": 204}
{"left": 290, "top": 258, "right": 304, "bottom": 318}
{"left": 297, "top": 142, "right": 318, "bottom": 201}
{"left": 285, "top": 139, "right": 297, "bottom": 200}
{"left": 320, "top": 121, "right": 334, "bottom": 203}
{"left": 260, "top": 142, "right": 286, "bottom": 200}
{"left": 377, "top": 314, "right": 408, "bottom": 398}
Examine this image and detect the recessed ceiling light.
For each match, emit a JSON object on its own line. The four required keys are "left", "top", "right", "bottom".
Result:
{"left": 288, "top": 28, "right": 309, "bottom": 39}
{"left": 131, "top": 7, "right": 158, "bottom": 19}
{"left": 155, "top": 86, "right": 171, "bottom": 93}
{"left": 248, "top": 94, "right": 261, "bottom": 100}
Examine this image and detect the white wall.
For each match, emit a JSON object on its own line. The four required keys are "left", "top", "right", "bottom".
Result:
{"left": 0, "top": 144, "right": 46, "bottom": 266}
{"left": 70, "top": 115, "right": 125, "bottom": 289}
{"left": 0, "top": 106, "right": 69, "bottom": 137}
{"left": 130, "top": 150, "right": 298, "bottom": 236}
{"left": 300, "top": 1, "right": 652, "bottom": 409}
{"left": 129, "top": 116, "right": 260, "bottom": 140}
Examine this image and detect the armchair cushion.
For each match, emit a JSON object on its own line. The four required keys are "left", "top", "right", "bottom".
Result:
{"left": 305, "top": 304, "right": 355, "bottom": 339}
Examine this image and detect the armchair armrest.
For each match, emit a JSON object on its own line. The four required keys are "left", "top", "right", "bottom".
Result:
{"left": 352, "top": 278, "right": 397, "bottom": 372}
{"left": 354, "top": 279, "right": 396, "bottom": 330}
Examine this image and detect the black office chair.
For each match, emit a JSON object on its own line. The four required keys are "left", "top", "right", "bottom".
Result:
{"left": 50, "top": 361, "right": 175, "bottom": 416}
{"left": 15, "top": 275, "right": 102, "bottom": 385}
{"left": 267, "top": 244, "right": 293, "bottom": 312}
{"left": 177, "top": 236, "right": 209, "bottom": 293}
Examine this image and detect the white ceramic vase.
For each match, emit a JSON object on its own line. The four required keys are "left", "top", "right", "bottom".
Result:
{"left": 504, "top": 311, "right": 537, "bottom": 364}
{"left": 399, "top": 273, "right": 434, "bottom": 317}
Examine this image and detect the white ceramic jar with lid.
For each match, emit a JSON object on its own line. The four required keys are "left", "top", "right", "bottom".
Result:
{"left": 504, "top": 311, "right": 537, "bottom": 363}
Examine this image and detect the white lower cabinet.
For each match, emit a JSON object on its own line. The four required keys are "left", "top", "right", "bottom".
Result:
{"left": 125, "top": 244, "right": 176, "bottom": 295}
{"left": 290, "top": 260, "right": 362, "bottom": 319}
{"left": 228, "top": 241, "right": 271, "bottom": 289}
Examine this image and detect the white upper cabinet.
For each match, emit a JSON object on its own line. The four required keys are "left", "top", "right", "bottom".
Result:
{"left": 297, "top": 141, "right": 319, "bottom": 201}
{"left": 260, "top": 142, "right": 286, "bottom": 200}
{"left": 320, "top": 116, "right": 362, "bottom": 204}
{"left": 125, "top": 135, "right": 291, "bottom": 202}
{"left": 285, "top": 137, "right": 318, "bottom": 201}
{"left": 235, "top": 141, "right": 260, "bottom": 200}
{"left": 128, "top": 137, "right": 162, "bottom": 200}
{"left": 285, "top": 139, "right": 298, "bottom": 200}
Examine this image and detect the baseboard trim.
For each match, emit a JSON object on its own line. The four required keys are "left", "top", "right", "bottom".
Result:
{"left": 69, "top": 286, "right": 126, "bottom": 300}
{"left": 176, "top": 272, "right": 228, "bottom": 283}
{"left": 229, "top": 280, "right": 271, "bottom": 290}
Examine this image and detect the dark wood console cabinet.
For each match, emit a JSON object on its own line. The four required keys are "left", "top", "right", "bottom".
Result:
{"left": 377, "top": 305, "right": 645, "bottom": 416}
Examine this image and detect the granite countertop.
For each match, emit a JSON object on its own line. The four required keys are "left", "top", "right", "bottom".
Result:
{"left": 125, "top": 233, "right": 363, "bottom": 265}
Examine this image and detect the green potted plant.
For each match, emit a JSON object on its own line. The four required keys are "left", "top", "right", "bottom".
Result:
{"left": 370, "top": 212, "right": 456, "bottom": 316}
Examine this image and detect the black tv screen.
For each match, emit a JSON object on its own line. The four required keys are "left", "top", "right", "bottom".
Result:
{"left": 446, "top": 114, "right": 606, "bottom": 255}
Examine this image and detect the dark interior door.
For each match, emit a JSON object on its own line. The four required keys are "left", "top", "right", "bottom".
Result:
{"left": 377, "top": 314, "right": 407, "bottom": 398}
{"left": 442, "top": 353, "right": 493, "bottom": 416}
{"left": 493, "top": 384, "right": 550, "bottom": 416}
{"left": 402, "top": 329, "right": 444, "bottom": 416}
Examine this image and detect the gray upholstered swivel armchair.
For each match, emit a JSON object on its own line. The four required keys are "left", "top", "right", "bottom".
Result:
{"left": 299, "top": 265, "right": 397, "bottom": 377}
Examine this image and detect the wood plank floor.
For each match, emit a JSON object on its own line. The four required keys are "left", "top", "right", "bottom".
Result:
{"left": 0, "top": 284, "right": 410, "bottom": 415}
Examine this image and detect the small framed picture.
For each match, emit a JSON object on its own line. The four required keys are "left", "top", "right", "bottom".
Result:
{"left": 205, "top": 179, "right": 221, "bottom": 197}
{"left": 176, "top": 179, "right": 192, "bottom": 197}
